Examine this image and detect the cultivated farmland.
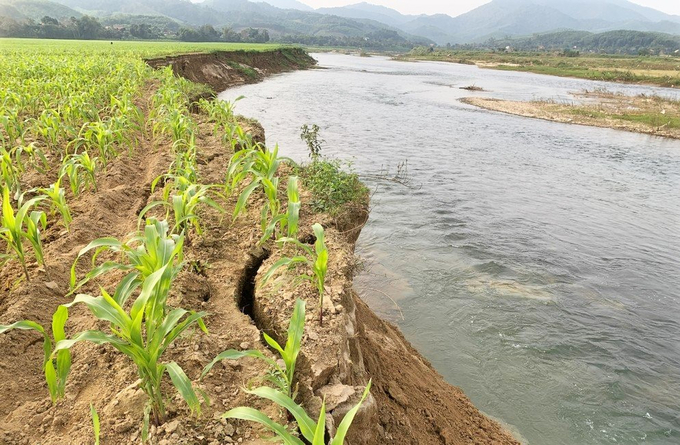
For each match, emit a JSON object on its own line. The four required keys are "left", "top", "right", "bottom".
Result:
{"left": 0, "top": 40, "right": 521, "bottom": 445}
{"left": 0, "top": 40, "right": 374, "bottom": 444}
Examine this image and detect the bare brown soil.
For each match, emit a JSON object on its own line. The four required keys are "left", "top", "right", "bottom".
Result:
{"left": 0, "top": 53, "right": 520, "bottom": 445}
{"left": 462, "top": 92, "right": 680, "bottom": 140}
{"left": 145, "top": 49, "right": 316, "bottom": 93}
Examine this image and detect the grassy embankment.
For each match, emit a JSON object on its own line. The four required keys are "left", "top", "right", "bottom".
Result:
{"left": 397, "top": 49, "right": 680, "bottom": 87}
{"left": 0, "top": 37, "right": 287, "bottom": 56}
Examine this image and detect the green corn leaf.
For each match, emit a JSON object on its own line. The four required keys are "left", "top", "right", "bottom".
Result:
{"left": 261, "top": 256, "right": 309, "bottom": 286}
{"left": 165, "top": 362, "right": 201, "bottom": 416}
{"left": 330, "top": 380, "right": 372, "bottom": 445}
{"left": 261, "top": 214, "right": 286, "bottom": 245}
{"left": 137, "top": 200, "right": 168, "bottom": 229}
{"left": 0, "top": 320, "right": 45, "bottom": 336}
{"left": 312, "top": 224, "right": 326, "bottom": 257}
{"left": 262, "top": 333, "right": 285, "bottom": 358}
{"left": 130, "top": 265, "right": 167, "bottom": 323}
{"left": 201, "top": 349, "right": 274, "bottom": 380}
{"left": 44, "top": 360, "right": 59, "bottom": 402}
{"left": 53, "top": 330, "right": 127, "bottom": 354}
{"left": 284, "top": 299, "right": 305, "bottom": 380}
{"left": 158, "top": 310, "right": 208, "bottom": 356}
{"left": 244, "top": 387, "right": 316, "bottom": 440}
{"left": 112, "top": 273, "right": 141, "bottom": 306}
{"left": 66, "top": 293, "right": 132, "bottom": 332}
{"left": 222, "top": 407, "right": 305, "bottom": 445}
{"left": 70, "top": 237, "right": 124, "bottom": 289}
{"left": 313, "top": 399, "right": 326, "bottom": 445}
{"left": 233, "top": 180, "right": 261, "bottom": 219}
{"left": 90, "top": 404, "right": 100, "bottom": 445}
{"left": 52, "top": 306, "right": 71, "bottom": 399}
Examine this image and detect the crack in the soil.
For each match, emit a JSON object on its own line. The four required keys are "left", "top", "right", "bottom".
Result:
{"left": 235, "top": 247, "right": 270, "bottom": 319}
{"left": 134, "top": 185, "right": 153, "bottom": 217}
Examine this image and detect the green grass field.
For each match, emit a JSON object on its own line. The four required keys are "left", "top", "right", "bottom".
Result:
{"left": 0, "top": 38, "right": 286, "bottom": 57}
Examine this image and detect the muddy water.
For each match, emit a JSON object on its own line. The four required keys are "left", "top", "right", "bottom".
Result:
{"left": 219, "top": 54, "right": 680, "bottom": 445}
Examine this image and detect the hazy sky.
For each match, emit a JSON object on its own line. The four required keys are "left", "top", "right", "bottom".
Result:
{"left": 297, "top": 0, "right": 680, "bottom": 17}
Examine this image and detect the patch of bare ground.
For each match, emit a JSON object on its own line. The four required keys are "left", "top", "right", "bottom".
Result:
{"left": 461, "top": 91, "right": 680, "bottom": 140}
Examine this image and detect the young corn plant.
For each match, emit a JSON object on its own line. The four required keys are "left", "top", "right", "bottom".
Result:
{"left": 225, "top": 147, "right": 258, "bottom": 197}
{"left": 110, "top": 94, "right": 144, "bottom": 139}
{"left": 13, "top": 143, "right": 49, "bottom": 174}
{"left": 34, "top": 109, "right": 64, "bottom": 149}
{"left": 56, "top": 264, "right": 207, "bottom": 427}
{"left": 61, "top": 151, "right": 99, "bottom": 196}
{"left": 160, "top": 132, "right": 198, "bottom": 187}
{"left": 91, "top": 404, "right": 101, "bottom": 445}
{"left": 202, "top": 299, "right": 305, "bottom": 399}
{"left": 139, "top": 184, "right": 225, "bottom": 238}
{"left": 224, "top": 381, "right": 372, "bottom": 445}
{"left": 259, "top": 176, "right": 280, "bottom": 235}
{"left": 228, "top": 144, "right": 288, "bottom": 222}
{"left": 0, "top": 146, "right": 22, "bottom": 198}
{"left": 70, "top": 218, "right": 184, "bottom": 302}
{"left": 198, "top": 97, "right": 242, "bottom": 137}
{"left": 224, "top": 123, "right": 261, "bottom": 152}
{"left": 0, "top": 306, "right": 71, "bottom": 402}
{"left": 0, "top": 187, "right": 48, "bottom": 281}
{"left": 260, "top": 176, "right": 300, "bottom": 245}
{"left": 37, "top": 177, "right": 72, "bottom": 230}
{"left": 0, "top": 108, "right": 27, "bottom": 145}
{"left": 75, "top": 120, "right": 125, "bottom": 166}
{"left": 262, "top": 224, "right": 329, "bottom": 326}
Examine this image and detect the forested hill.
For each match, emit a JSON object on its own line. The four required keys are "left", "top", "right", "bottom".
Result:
{"left": 2, "top": 0, "right": 680, "bottom": 53}
{"left": 0, "top": 0, "right": 432, "bottom": 48}
{"left": 305, "top": 0, "right": 680, "bottom": 45}
{"left": 478, "top": 30, "right": 680, "bottom": 55}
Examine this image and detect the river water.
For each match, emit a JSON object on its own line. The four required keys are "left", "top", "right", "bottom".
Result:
{"left": 218, "top": 54, "right": 680, "bottom": 445}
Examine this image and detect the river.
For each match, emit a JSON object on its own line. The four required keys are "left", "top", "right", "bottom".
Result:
{"left": 218, "top": 53, "right": 680, "bottom": 445}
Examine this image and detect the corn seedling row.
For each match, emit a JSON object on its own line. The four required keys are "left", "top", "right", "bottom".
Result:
{"left": 0, "top": 45, "right": 366, "bottom": 444}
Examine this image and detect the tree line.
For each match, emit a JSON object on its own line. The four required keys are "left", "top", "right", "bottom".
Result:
{"left": 476, "top": 30, "right": 680, "bottom": 56}
{"left": 0, "top": 15, "right": 270, "bottom": 43}
{"left": 0, "top": 14, "right": 422, "bottom": 49}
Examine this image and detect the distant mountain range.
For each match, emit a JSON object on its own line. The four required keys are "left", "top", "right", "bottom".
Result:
{"left": 310, "top": 0, "right": 680, "bottom": 44}
{"left": 6, "top": 0, "right": 428, "bottom": 41}
{"left": 0, "top": 0, "right": 80, "bottom": 21}
{"left": 2, "top": 0, "right": 680, "bottom": 46}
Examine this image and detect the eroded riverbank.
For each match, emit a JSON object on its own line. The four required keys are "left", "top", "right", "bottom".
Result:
{"left": 218, "top": 53, "right": 680, "bottom": 445}
{"left": 0, "top": 48, "right": 521, "bottom": 444}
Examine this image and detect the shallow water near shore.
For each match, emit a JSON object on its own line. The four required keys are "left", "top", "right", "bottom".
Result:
{"left": 219, "top": 53, "right": 680, "bottom": 445}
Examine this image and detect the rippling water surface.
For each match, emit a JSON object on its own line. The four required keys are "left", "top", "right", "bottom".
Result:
{"left": 219, "top": 54, "right": 680, "bottom": 445}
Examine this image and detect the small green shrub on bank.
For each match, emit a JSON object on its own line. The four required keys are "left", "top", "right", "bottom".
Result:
{"left": 296, "top": 159, "right": 367, "bottom": 215}
{"left": 296, "top": 124, "right": 367, "bottom": 215}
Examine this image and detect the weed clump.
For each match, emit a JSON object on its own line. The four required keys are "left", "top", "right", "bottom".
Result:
{"left": 296, "top": 124, "right": 367, "bottom": 215}
{"left": 297, "top": 159, "right": 367, "bottom": 215}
